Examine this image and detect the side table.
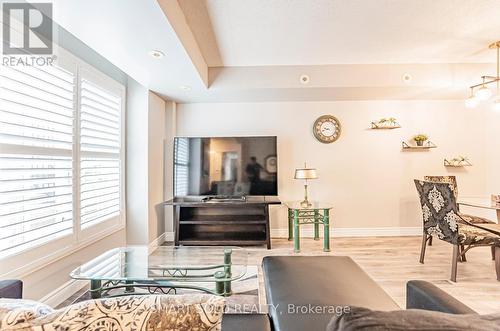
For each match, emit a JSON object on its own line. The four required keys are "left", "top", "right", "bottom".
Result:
{"left": 285, "top": 201, "right": 333, "bottom": 253}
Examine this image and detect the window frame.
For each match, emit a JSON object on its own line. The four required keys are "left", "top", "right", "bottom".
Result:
{"left": 0, "top": 46, "right": 126, "bottom": 278}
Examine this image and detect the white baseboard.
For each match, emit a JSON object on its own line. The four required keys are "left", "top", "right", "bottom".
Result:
{"left": 164, "top": 232, "right": 174, "bottom": 242}
{"left": 40, "top": 279, "right": 88, "bottom": 308}
{"left": 149, "top": 232, "right": 174, "bottom": 249}
{"left": 271, "top": 226, "right": 421, "bottom": 238}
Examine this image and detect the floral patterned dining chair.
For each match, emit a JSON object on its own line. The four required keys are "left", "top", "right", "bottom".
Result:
{"left": 414, "top": 180, "right": 500, "bottom": 282}
{"left": 422, "top": 176, "right": 495, "bottom": 259}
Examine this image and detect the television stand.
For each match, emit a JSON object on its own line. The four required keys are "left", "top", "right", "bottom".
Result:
{"left": 202, "top": 196, "right": 247, "bottom": 203}
{"left": 164, "top": 197, "right": 281, "bottom": 249}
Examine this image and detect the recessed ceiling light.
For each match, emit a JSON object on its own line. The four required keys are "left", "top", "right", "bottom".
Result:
{"left": 149, "top": 50, "right": 165, "bottom": 59}
{"left": 299, "top": 74, "right": 310, "bottom": 84}
{"left": 402, "top": 73, "right": 412, "bottom": 83}
{"left": 179, "top": 85, "right": 191, "bottom": 91}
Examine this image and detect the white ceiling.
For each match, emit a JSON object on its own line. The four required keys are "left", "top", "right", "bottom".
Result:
{"left": 51, "top": 0, "right": 206, "bottom": 102}
{"left": 48, "top": 0, "right": 500, "bottom": 102}
{"left": 206, "top": 0, "right": 500, "bottom": 66}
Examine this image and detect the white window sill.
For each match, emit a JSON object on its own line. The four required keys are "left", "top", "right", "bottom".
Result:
{"left": 0, "top": 223, "right": 125, "bottom": 279}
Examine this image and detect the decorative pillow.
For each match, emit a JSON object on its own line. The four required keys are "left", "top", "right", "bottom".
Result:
{"left": 0, "top": 299, "right": 54, "bottom": 329}
{"left": 1, "top": 294, "right": 225, "bottom": 331}
{"left": 327, "top": 306, "right": 500, "bottom": 331}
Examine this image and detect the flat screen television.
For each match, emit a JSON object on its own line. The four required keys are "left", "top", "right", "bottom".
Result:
{"left": 173, "top": 136, "right": 277, "bottom": 197}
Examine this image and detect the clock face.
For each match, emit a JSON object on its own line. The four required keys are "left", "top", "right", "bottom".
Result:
{"left": 313, "top": 115, "right": 341, "bottom": 143}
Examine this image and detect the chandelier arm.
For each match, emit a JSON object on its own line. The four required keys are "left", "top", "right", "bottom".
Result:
{"left": 469, "top": 78, "right": 500, "bottom": 90}
{"left": 466, "top": 41, "right": 500, "bottom": 103}
{"left": 497, "top": 45, "right": 500, "bottom": 91}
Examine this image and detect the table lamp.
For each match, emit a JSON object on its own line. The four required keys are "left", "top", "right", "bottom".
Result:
{"left": 294, "top": 163, "right": 318, "bottom": 207}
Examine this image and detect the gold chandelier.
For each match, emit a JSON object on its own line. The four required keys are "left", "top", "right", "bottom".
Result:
{"left": 465, "top": 41, "right": 500, "bottom": 111}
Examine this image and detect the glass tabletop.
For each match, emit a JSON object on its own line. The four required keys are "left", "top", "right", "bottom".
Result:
{"left": 458, "top": 197, "right": 500, "bottom": 211}
{"left": 70, "top": 246, "right": 247, "bottom": 282}
{"left": 284, "top": 201, "right": 333, "bottom": 210}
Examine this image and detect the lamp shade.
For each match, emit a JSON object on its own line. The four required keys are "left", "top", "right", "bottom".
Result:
{"left": 294, "top": 168, "right": 318, "bottom": 180}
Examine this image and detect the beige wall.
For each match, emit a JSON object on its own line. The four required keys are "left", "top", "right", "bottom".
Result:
{"left": 127, "top": 80, "right": 175, "bottom": 244}
{"left": 23, "top": 229, "right": 126, "bottom": 301}
{"left": 126, "top": 78, "right": 149, "bottom": 244}
{"left": 176, "top": 100, "right": 496, "bottom": 232}
{"left": 163, "top": 102, "right": 176, "bottom": 234}
{"left": 148, "top": 92, "right": 167, "bottom": 243}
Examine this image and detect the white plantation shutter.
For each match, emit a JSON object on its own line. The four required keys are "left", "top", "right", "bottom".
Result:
{"left": 0, "top": 48, "right": 125, "bottom": 264}
{"left": 174, "top": 138, "right": 189, "bottom": 196}
{"left": 79, "top": 75, "right": 123, "bottom": 229}
{"left": 0, "top": 64, "right": 75, "bottom": 257}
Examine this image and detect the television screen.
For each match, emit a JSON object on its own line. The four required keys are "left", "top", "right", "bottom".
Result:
{"left": 173, "top": 136, "right": 277, "bottom": 197}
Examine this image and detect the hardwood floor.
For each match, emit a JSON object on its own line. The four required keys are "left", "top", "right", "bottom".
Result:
{"left": 248, "top": 236, "right": 500, "bottom": 314}
{"left": 60, "top": 236, "right": 500, "bottom": 314}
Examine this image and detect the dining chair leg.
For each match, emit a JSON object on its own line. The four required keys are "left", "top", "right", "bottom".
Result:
{"left": 495, "top": 246, "right": 500, "bottom": 281}
{"left": 419, "top": 232, "right": 427, "bottom": 264}
{"left": 451, "top": 244, "right": 459, "bottom": 282}
{"left": 428, "top": 235, "right": 433, "bottom": 246}
{"left": 492, "top": 246, "right": 496, "bottom": 261}
{"left": 460, "top": 245, "right": 467, "bottom": 262}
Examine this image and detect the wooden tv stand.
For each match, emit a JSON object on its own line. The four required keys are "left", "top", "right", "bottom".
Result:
{"left": 164, "top": 197, "right": 281, "bottom": 249}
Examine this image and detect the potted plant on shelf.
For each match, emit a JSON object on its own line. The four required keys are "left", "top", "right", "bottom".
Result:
{"left": 372, "top": 117, "right": 399, "bottom": 128}
{"left": 388, "top": 117, "right": 397, "bottom": 126}
{"left": 413, "top": 134, "right": 428, "bottom": 147}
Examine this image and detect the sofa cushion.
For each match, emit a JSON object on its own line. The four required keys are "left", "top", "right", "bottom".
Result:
{"left": 263, "top": 256, "right": 399, "bottom": 331}
{"left": 222, "top": 314, "right": 271, "bottom": 331}
{"left": 0, "top": 299, "right": 54, "bottom": 329}
{"left": 327, "top": 306, "right": 500, "bottom": 331}
{"left": 0, "top": 294, "right": 225, "bottom": 331}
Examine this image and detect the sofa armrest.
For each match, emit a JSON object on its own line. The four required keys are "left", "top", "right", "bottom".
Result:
{"left": 222, "top": 314, "right": 271, "bottom": 331}
{"left": 406, "top": 280, "right": 475, "bottom": 314}
{"left": 0, "top": 280, "right": 23, "bottom": 299}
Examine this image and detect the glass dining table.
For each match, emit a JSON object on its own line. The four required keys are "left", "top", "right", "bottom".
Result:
{"left": 458, "top": 197, "right": 500, "bottom": 235}
{"left": 458, "top": 197, "right": 500, "bottom": 221}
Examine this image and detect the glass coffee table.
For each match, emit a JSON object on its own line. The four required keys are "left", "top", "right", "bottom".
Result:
{"left": 70, "top": 246, "right": 247, "bottom": 298}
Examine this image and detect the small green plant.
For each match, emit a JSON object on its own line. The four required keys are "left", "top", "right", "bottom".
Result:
{"left": 413, "top": 134, "right": 428, "bottom": 142}
{"left": 413, "top": 134, "right": 428, "bottom": 146}
{"left": 388, "top": 117, "right": 397, "bottom": 124}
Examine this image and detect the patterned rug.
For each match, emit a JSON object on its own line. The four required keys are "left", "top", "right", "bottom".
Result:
{"left": 58, "top": 266, "right": 260, "bottom": 313}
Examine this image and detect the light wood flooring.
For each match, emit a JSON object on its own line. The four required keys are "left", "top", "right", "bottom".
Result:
{"left": 248, "top": 236, "right": 500, "bottom": 314}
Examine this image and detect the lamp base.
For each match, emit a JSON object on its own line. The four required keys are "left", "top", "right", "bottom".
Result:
{"left": 300, "top": 199, "right": 312, "bottom": 208}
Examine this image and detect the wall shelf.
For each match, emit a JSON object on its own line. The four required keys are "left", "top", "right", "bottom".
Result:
{"left": 370, "top": 122, "right": 401, "bottom": 129}
{"left": 402, "top": 141, "right": 437, "bottom": 150}
{"left": 444, "top": 158, "right": 472, "bottom": 167}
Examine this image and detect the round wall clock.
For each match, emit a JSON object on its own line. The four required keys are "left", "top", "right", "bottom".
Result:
{"left": 313, "top": 115, "right": 341, "bottom": 143}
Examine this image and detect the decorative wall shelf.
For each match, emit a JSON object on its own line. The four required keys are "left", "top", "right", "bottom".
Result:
{"left": 402, "top": 141, "right": 437, "bottom": 150}
{"left": 444, "top": 158, "right": 472, "bottom": 167}
{"left": 370, "top": 122, "right": 401, "bottom": 129}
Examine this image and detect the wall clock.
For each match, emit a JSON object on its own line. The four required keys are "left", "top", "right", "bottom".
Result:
{"left": 313, "top": 115, "right": 341, "bottom": 143}
{"left": 265, "top": 155, "right": 277, "bottom": 173}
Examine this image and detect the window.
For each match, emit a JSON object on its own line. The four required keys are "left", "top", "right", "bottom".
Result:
{"left": 0, "top": 48, "right": 125, "bottom": 265}
{"left": 79, "top": 75, "right": 122, "bottom": 229}
{"left": 174, "top": 138, "right": 189, "bottom": 196}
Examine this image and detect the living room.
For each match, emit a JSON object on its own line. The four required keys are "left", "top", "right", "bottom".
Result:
{"left": 1, "top": 0, "right": 500, "bottom": 330}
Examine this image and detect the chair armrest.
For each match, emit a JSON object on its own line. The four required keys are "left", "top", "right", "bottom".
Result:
{"left": 0, "top": 280, "right": 23, "bottom": 299}
{"left": 406, "top": 280, "right": 475, "bottom": 314}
